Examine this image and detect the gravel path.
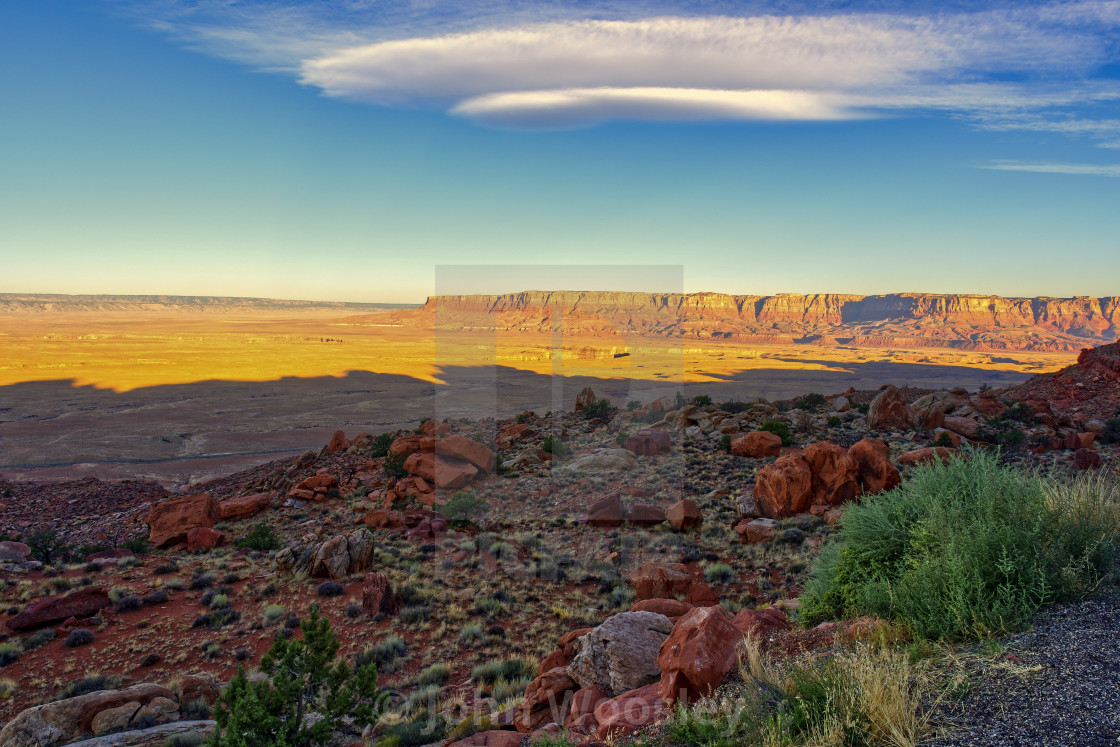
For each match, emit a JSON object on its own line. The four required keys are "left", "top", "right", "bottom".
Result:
{"left": 928, "top": 588, "right": 1120, "bottom": 747}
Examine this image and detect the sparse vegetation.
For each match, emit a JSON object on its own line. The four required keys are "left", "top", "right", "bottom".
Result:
{"left": 63, "top": 629, "right": 96, "bottom": 648}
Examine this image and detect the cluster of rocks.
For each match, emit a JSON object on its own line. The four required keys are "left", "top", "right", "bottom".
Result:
{"left": 0, "top": 675, "right": 219, "bottom": 747}
{"left": 273, "top": 528, "right": 376, "bottom": 579}
{"left": 145, "top": 491, "right": 273, "bottom": 550}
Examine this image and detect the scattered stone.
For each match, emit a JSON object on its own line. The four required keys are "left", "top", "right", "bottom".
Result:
{"left": 147, "top": 494, "right": 218, "bottom": 547}
{"left": 665, "top": 499, "right": 702, "bottom": 531}
{"left": 730, "top": 430, "right": 782, "bottom": 458}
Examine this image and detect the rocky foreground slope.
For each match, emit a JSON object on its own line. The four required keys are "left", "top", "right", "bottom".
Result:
{"left": 369, "top": 291, "right": 1120, "bottom": 352}
{"left": 0, "top": 358, "right": 1116, "bottom": 745}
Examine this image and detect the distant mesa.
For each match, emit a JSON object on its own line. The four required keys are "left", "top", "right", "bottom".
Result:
{"left": 362, "top": 290, "right": 1120, "bottom": 353}
{"left": 0, "top": 293, "right": 419, "bottom": 314}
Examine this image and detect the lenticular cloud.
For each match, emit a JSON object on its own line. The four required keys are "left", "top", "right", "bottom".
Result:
{"left": 297, "top": 8, "right": 1114, "bottom": 128}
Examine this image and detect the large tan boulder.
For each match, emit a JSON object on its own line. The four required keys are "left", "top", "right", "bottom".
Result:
{"left": 147, "top": 494, "right": 218, "bottom": 547}
{"left": 848, "top": 438, "right": 901, "bottom": 495}
{"left": 306, "top": 529, "right": 375, "bottom": 579}
{"left": 574, "top": 387, "right": 597, "bottom": 411}
{"left": 0, "top": 684, "right": 173, "bottom": 747}
{"left": 867, "top": 386, "right": 914, "bottom": 431}
{"left": 568, "top": 612, "right": 673, "bottom": 697}
{"left": 657, "top": 606, "right": 741, "bottom": 707}
{"left": 754, "top": 454, "right": 813, "bottom": 518}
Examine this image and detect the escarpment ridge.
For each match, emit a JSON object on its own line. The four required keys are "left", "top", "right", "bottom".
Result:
{"left": 373, "top": 291, "right": 1119, "bottom": 352}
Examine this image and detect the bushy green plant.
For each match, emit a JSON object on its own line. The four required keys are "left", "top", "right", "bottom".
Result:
{"left": 1101, "top": 418, "right": 1120, "bottom": 445}
{"left": 582, "top": 399, "right": 615, "bottom": 421}
{"left": 370, "top": 432, "right": 395, "bottom": 458}
{"left": 827, "top": 415, "right": 842, "bottom": 428}
{"left": 121, "top": 536, "right": 150, "bottom": 555}
{"left": 541, "top": 434, "right": 567, "bottom": 456}
{"left": 383, "top": 450, "right": 409, "bottom": 479}
{"left": 442, "top": 491, "right": 488, "bottom": 526}
{"left": 25, "top": 530, "right": 72, "bottom": 564}
{"left": 694, "top": 394, "right": 713, "bottom": 407}
{"left": 209, "top": 605, "right": 388, "bottom": 746}
{"left": 801, "top": 451, "right": 1120, "bottom": 639}
{"left": 719, "top": 434, "right": 732, "bottom": 453}
{"left": 933, "top": 431, "right": 955, "bottom": 448}
{"left": 236, "top": 523, "right": 280, "bottom": 552}
{"left": 794, "top": 393, "right": 827, "bottom": 412}
{"left": 704, "top": 563, "right": 736, "bottom": 584}
{"left": 759, "top": 420, "right": 793, "bottom": 446}
{"left": 626, "top": 400, "right": 642, "bottom": 411}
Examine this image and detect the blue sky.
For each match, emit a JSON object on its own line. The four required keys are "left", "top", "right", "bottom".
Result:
{"left": 1, "top": 0, "right": 1118, "bottom": 303}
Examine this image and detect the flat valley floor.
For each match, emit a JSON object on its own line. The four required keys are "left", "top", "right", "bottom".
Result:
{"left": 0, "top": 310, "right": 1072, "bottom": 485}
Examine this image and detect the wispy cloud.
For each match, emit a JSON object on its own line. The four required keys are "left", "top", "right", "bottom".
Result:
{"left": 982, "top": 160, "right": 1120, "bottom": 176}
{"left": 115, "top": 0, "right": 1120, "bottom": 133}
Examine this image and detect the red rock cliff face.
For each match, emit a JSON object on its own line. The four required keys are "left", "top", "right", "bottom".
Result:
{"left": 382, "top": 291, "right": 1119, "bottom": 352}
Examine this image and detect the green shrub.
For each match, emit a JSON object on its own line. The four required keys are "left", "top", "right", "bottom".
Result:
{"left": 376, "top": 710, "right": 447, "bottom": 747}
{"left": 794, "top": 393, "right": 827, "bottom": 412}
{"left": 582, "top": 399, "right": 615, "bottom": 421}
{"left": 417, "top": 663, "right": 451, "bottom": 686}
{"left": 933, "top": 431, "right": 955, "bottom": 448}
{"left": 442, "top": 491, "right": 488, "bottom": 526}
{"left": 236, "top": 523, "right": 280, "bottom": 552}
{"left": 122, "top": 537, "right": 150, "bottom": 555}
{"left": 626, "top": 400, "right": 642, "bottom": 411}
{"left": 827, "top": 415, "right": 842, "bottom": 428}
{"left": 210, "top": 605, "right": 388, "bottom": 746}
{"left": 979, "top": 418, "right": 1027, "bottom": 448}
{"left": 801, "top": 451, "right": 1120, "bottom": 639}
{"left": 693, "top": 394, "right": 713, "bottom": 407}
{"left": 759, "top": 421, "right": 793, "bottom": 446}
{"left": 355, "top": 635, "right": 407, "bottom": 674}
{"left": 719, "top": 434, "right": 732, "bottom": 453}
{"left": 471, "top": 658, "right": 535, "bottom": 684}
{"left": 541, "top": 434, "right": 567, "bottom": 456}
{"left": 1101, "top": 418, "right": 1120, "bottom": 445}
{"left": 25, "top": 530, "right": 72, "bottom": 564}
{"left": 704, "top": 563, "right": 736, "bottom": 584}
{"left": 370, "top": 432, "right": 395, "bottom": 458}
{"left": 384, "top": 450, "right": 409, "bottom": 479}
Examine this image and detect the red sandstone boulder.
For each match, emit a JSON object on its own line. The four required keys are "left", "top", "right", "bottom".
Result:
{"left": 624, "top": 429, "right": 671, "bottom": 457}
{"left": 359, "top": 509, "right": 408, "bottom": 530}
{"left": 389, "top": 434, "right": 432, "bottom": 459}
{"left": 558, "top": 627, "right": 595, "bottom": 658}
{"left": 566, "top": 687, "right": 607, "bottom": 729}
{"left": 587, "top": 494, "right": 625, "bottom": 528}
{"left": 630, "top": 562, "right": 692, "bottom": 601}
{"left": 218, "top": 492, "right": 272, "bottom": 521}
{"left": 867, "top": 386, "right": 914, "bottom": 431}
{"left": 848, "top": 438, "right": 901, "bottom": 495}
{"left": 326, "top": 429, "right": 349, "bottom": 454}
{"left": 685, "top": 583, "right": 720, "bottom": 607}
{"left": 147, "top": 493, "right": 218, "bottom": 547}
{"left": 802, "top": 442, "right": 859, "bottom": 506}
{"left": 733, "top": 517, "right": 777, "bottom": 544}
{"left": 594, "top": 684, "right": 668, "bottom": 740}
{"left": 437, "top": 435, "right": 495, "bottom": 473}
{"left": 730, "top": 431, "right": 782, "bottom": 458}
{"left": 731, "top": 607, "right": 791, "bottom": 638}
{"left": 361, "top": 571, "right": 401, "bottom": 617}
{"left": 666, "top": 499, "right": 702, "bottom": 531}
{"left": 657, "top": 606, "right": 741, "bottom": 706}
{"left": 1074, "top": 448, "right": 1102, "bottom": 470}
{"left": 6, "top": 588, "right": 110, "bottom": 632}
{"left": 897, "top": 446, "right": 957, "bottom": 467}
{"left": 514, "top": 667, "right": 577, "bottom": 733}
{"left": 754, "top": 454, "right": 813, "bottom": 518}
{"left": 289, "top": 473, "right": 339, "bottom": 502}
{"left": 942, "top": 416, "right": 980, "bottom": 440}
{"left": 402, "top": 452, "right": 478, "bottom": 489}
{"left": 0, "top": 541, "right": 31, "bottom": 563}
{"left": 628, "top": 503, "right": 666, "bottom": 527}
{"left": 447, "top": 731, "right": 523, "bottom": 747}
{"left": 186, "top": 527, "right": 225, "bottom": 552}
{"left": 538, "top": 649, "right": 570, "bottom": 675}
{"left": 630, "top": 598, "right": 694, "bottom": 620}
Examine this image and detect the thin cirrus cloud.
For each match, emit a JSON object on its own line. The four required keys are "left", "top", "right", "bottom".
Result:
{"left": 983, "top": 160, "right": 1120, "bottom": 176}
{"left": 119, "top": 0, "right": 1120, "bottom": 133}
